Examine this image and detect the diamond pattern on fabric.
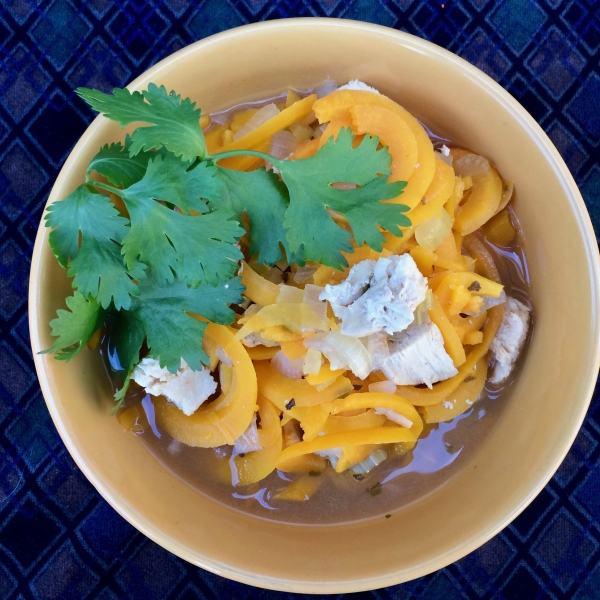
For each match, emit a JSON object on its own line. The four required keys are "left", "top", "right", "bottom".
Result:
{"left": 0, "top": 2, "right": 599, "bottom": 599}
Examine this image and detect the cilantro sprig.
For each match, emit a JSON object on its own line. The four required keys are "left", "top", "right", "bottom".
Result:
{"left": 44, "top": 84, "right": 411, "bottom": 407}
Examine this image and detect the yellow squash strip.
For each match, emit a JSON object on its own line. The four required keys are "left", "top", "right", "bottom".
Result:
{"left": 435, "top": 272, "right": 504, "bottom": 311}
{"left": 411, "top": 246, "right": 470, "bottom": 277}
{"left": 435, "top": 231, "right": 462, "bottom": 263}
{"left": 218, "top": 139, "right": 271, "bottom": 171}
{"left": 245, "top": 346, "right": 279, "bottom": 361}
{"left": 319, "top": 110, "right": 354, "bottom": 147}
{"left": 382, "top": 227, "right": 415, "bottom": 254}
{"left": 291, "top": 138, "right": 320, "bottom": 160}
{"left": 305, "top": 362, "right": 346, "bottom": 390}
{"left": 276, "top": 427, "right": 416, "bottom": 469}
{"left": 239, "top": 261, "right": 279, "bottom": 306}
{"left": 154, "top": 324, "right": 257, "bottom": 447}
{"left": 464, "top": 331, "right": 483, "bottom": 345}
{"left": 396, "top": 305, "right": 504, "bottom": 405}
{"left": 229, "top": 108, "right": 258, "bottom": 133}
{"left": 277, "top": 453, "right": 328, "bottom": 474}
{"left": 234, "top": 396, "right": 282, "bottom": 485}
{"left": 423, "top": 357, "right": 488, "bottom": 423}
{"left": 449, "top": 312, "right": 487, "bottom": 344}
{"left": 322, "top": 409, "right": 386, "bottom": 434}
{"left": 454, "top": 165, "right": 503, "bottom": 235}
{"left": 330, "top": 392, "right": 423, "bottom": 438}
{"left": 313, "top": 90, "right": 436, "bottom": 209}
{"left": 350, "top": 104, "right": 419, "bottom": 182}
{"left": 273, "top": 474, "right": 321, "bottom": 501}
{"left": 444, "top": 176, "right": 465, "bottom": 219}
{"left": 462, "top": 234, "right": 501, "bottom": 282}
{"left": 405, "top": 157, "right": 455, "bottom": 226}
{"left": 494, "top": 180, "right": 514, "bottom": 215}
{"left": 296, "top": 402, "right": 334, "bottom": 441}
{"left": 428, "top": 295, "right": 467, "bottom": 367}
{"left": 255, "top": 361, "right": 353, "bottom": 409}
{"left": 236, "top": 303, "right": 328, "bottom": 340}
{"left": 260, "top": 326, "right": 305, "bottom": 342}
{"left": 204, "top": 125, "right": 226, "bottom": 154}
{"left": 337, "top": 444, "right": 381, "bottom": 473}
{"left": 280, "top": 339, "right": 307, "bottom": 360}
{"left": 483, "top": 210, "right": 516, "bottom": 246}
{"left": 218, "top": 94, "right": 317, "bottom": 153}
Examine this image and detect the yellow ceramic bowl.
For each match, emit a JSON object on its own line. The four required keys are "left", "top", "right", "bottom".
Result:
{"left": 29, "top": 18, "right": 600, "bottom": 593}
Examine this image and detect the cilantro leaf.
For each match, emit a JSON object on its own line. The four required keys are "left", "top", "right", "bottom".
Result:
{"left": 112, "top": 276, "right": 244, "bottom": 375}
{"left": 127, "top": 152, "right": 219, "bottom": 214}
{"left": 274, "top": 128, "right": 408, "bottom": 269}
{"left": 213, "top": 166, "right": 302, "bottom": 265}
{"left": 45, "top": 185, "right": 144, "bottom": 310}
{"left": 86, "top": 136, "right": 153, "bottom": 188}
{"left": 41, "top": 292, "right": 103, "bottom": 361}
{"left": 77, "top": 83, "right": 207, "bottom": 161}
{"left": 115, "top": 155, "right": 244, "bottom": 286}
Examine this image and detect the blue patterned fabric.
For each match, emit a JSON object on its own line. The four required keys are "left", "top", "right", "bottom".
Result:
{"left": 1, "top": 1, "right": 599, "bottom": 598}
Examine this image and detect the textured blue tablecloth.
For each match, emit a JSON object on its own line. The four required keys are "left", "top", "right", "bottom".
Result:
{"left": 1, "top": 2, "right": 599, "bottom": 598}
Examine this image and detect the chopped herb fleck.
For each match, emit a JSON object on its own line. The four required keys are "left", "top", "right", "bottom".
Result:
{"left": 385, "top": 514, "right": 391, "bottom": 519}
{"left": 308, "top": 470, "right": 321, "bottom": 477}
{"left": 468, "top": 281, "right": 481, "bottom": 292}
{"left": 367, "top": 482, "right": 382, "bottom": 496}
{"left": 463, "top": 375, "right": 476, "bottom": 383}
{"left": 285, "top": 399, "right": 296, "bottom": 410}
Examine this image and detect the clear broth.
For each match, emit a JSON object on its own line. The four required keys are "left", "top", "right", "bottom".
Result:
{"left": 105, "top": 92, "right": 533, "bottom": 525}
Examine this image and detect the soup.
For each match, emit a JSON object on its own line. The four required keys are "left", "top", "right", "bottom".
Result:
{"left": 92, "top": 86, "right": 533, "bottom": 525}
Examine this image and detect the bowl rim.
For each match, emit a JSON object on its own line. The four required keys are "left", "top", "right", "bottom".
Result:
{"left": 28, "top": 17, "right": 600, "bottom": 593}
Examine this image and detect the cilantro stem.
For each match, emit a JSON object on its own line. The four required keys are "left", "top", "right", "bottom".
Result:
{"left": 207, "top": 149, "right": 280, "bottom": 166}
{"left": 88, "top": 180, "right": 125, "bottom": 197}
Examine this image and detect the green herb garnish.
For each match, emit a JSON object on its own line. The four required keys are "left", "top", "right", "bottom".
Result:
{"left": 43, "top": 84, "right": 411, "bottom": 407}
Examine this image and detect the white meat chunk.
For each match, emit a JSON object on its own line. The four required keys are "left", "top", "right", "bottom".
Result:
{"left": 381, "top": 323, "right": 458, "bottom": 388}
{"left": 319, "top": 255, "right": 428, "bottom": 338}
{"left": 489, "top": 297, "right": 530, "bottom": 384}
{"left": 132, "top": 357, "right": 217, "bottom": 416}
{"left": 338, "top": 80, "right": 381, "bottom": 94}
{"left": 233, "top": 413, "right": 262, "bottom": 454}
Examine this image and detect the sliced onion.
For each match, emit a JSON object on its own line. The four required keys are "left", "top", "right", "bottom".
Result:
{"left": 277, "top": 285, "right": 304, "bottom": 303}
{"left": 293, "top": 265, "right": 317, "bottom": 285}
{"left": 269, "top": 130, "right": 299, "bottom": 160}
{"left": 271, "top": 350, "right": 304, "bottom": 379}
{"left": 374, "top": 407, "right": 413, "bottom": 428}
{"left": 349, "top": 449, "right": 388, "bottom": 475}
{"left": 453, "top": 153, "right": 490, "bottom": 177}
{"left": 368, "top": 380, "right": 397, "bottom": 394}
{"left": 234, "top": 103, "right": 279, "bottom": 141}
{"left": 303, "top": 284, "right": 327, "bottom": 321}
{"left": 289, "top": 122, "right": 314, "bottom": 141}
{"left": 303, "top": 348, "right": 322, "bottom": 375}
{"left": 215, "top": 345, "right": 233, "bottom": 367}
{"left": 315, "top": 79, "right": 337, "bottom": 98}
{"left": 305, "top": 331, "right": 371, "bottom": 379}
{"left": 415, "top": 209, "right": 453, "bottom": 251}
{"left": 367, "top": 332, "right": 390, "bottom": 371}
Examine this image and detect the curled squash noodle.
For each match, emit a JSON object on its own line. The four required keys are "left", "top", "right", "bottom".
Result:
{"left": 154, "top": 324, "right": 258, "bottom": 447}
{"left": 233, "top": 395, "right": 282, "bottom": 486}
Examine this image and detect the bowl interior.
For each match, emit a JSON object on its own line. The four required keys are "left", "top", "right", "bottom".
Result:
{"left": 29, "top": 19, "right": 600, "bottom": 593}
